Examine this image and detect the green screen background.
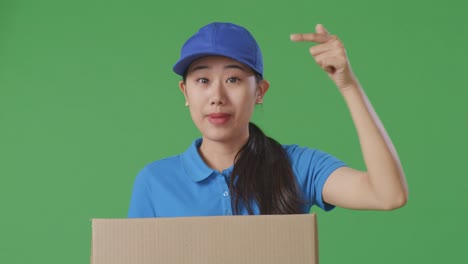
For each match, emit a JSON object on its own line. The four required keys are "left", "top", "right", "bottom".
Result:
{"left": 1, "top": 0, "right": 467, "bottom": 263}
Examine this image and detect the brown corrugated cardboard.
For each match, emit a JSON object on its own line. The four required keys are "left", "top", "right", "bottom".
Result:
{"left": 91, "top": 214, "right": 319, "bottom": 264}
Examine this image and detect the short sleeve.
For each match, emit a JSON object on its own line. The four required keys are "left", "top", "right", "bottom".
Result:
{"left": 127, "top": 167, "right": 157, "bottom": 218}
{"left": 285, "top": 145, "right": 347, "bottom": 212}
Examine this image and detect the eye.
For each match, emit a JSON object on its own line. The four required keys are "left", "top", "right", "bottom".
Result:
{"left": 197, "top": 78, "right": 209, "bottom": 84}
{"left": 227, "top": 77, "right": 240, "bottom": 83}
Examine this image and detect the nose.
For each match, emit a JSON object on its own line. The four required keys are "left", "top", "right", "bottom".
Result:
{"left": 210, "top": 80, "right": 226, "bottom": 105}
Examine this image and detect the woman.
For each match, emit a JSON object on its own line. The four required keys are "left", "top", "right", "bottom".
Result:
{"left": 128, "top": 22, "right": 408, "bottom": 217}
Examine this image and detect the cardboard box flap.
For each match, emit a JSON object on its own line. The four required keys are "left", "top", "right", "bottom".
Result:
{"left": 91, "top": 214, "right": 318, "bottom": 264}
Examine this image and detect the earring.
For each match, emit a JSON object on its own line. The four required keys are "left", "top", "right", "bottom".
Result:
{"left": 256, "top": 99, "right": 263, "bottom": 105}
{"left": 185, "top": 102, "right": 189, "bottom": 107}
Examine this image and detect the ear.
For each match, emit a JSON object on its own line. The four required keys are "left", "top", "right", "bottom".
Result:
{"left": 256, "top": 79, "right": 270, "bottom": 103}
{"left": 179, "top": 80, "right": 189, "bottom": 103}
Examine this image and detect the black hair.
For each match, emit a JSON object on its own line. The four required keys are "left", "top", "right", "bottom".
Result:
{"left": 230, "top": 122, "right": 305, "bottom": 214}
{"left": 182, "top": 70, "right": 305, "bottom": 214}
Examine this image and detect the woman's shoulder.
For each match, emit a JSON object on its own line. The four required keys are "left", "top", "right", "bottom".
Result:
{"left": 282, "top": 143, "right": 323, "bottom": 157}
{"left": 140, "top": 139, "right": 201, "bottom": 173}
{"left": 139, "top": 154, "right": 183, "bottom": 175}
{"left": 281, "top": 143, "right": 345, "bottom": 167}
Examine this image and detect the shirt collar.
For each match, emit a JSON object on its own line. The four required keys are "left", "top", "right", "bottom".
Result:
{"left": 180, "top": 138, "right": 212, "bottom": 182}
{"left": 180, "top": 138, "right": 235, "bottom": 182}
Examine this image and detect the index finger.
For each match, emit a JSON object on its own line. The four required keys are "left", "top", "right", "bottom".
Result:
{"left": 290, "top": 33, "right": 330, "bottom": 43}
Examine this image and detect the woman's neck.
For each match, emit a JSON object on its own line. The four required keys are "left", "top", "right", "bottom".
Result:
{"left": 198, "top": 135, "right": 248, "bottom": 172}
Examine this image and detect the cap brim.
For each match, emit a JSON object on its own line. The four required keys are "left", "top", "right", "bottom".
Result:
{"left": 173, "top": 51, "right": 261, "bottom": 77}
{"left": 173, "top": 53, "right": 216, "bottom": 76}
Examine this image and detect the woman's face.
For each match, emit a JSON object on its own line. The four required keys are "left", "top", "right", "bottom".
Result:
{"left": 179, "top": 56, "right": 269, "bottom": 144}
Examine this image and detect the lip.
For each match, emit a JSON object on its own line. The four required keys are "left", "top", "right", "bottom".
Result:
{"left": 207, "top": 113, "right": 231, "bottom": 125}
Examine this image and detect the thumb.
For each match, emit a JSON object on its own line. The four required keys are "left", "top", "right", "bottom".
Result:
{"left": 315, "top": 24, "right": 329, "bottom": 35}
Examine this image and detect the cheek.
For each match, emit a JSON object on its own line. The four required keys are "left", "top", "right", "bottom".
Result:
{"left": 234, "top": 90, "right": 257, "bottom": 117}
{"left": 185, "top": 94, "right": 201, "bottom": 118}
{"left": 187, "top": 108, "right": 205, "bottom": 132}
{"left": 246, "top": 86, "right": 259, "bottom": 106}
{"left": 186, "top": 90, "right": 206, "bottom": 107}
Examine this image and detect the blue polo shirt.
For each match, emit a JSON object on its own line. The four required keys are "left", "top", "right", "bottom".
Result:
{"left": 128, "top": 138, "right": 346, "bottom": 218}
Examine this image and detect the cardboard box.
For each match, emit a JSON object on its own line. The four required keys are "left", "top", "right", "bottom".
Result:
{"left": 91, "top": 214, "right": 319, "bottom": 264}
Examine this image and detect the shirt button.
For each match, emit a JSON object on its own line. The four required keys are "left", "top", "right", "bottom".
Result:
{"left": 225, "top": 210, "right": 232, "bottom": 215}
{"left": 223, "top": 191, "right": 229, "bottom": 197}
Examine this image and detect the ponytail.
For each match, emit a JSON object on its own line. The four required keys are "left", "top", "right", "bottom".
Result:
{"left": 230, "top": 122, "right": 305, "bottom": 214}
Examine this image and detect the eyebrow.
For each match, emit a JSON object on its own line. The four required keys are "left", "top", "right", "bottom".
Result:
{"left": 224, "top": 64, "right": 246, "bottom": 72}
{"left": 189, "top": 64, "right": 247, "bottom": 73}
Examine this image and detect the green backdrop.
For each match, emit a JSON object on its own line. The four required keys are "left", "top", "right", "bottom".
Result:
{"left": 1, "top": 0, "right": 467, "bottom": 263}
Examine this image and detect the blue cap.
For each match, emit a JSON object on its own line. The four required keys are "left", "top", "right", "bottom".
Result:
{"left": 173, "top": 22, "right": 263, "bottom": 77}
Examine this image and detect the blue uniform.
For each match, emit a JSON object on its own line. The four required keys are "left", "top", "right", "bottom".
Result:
{"left": 128, "top": 138, "right": 346, "bottom": 218}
